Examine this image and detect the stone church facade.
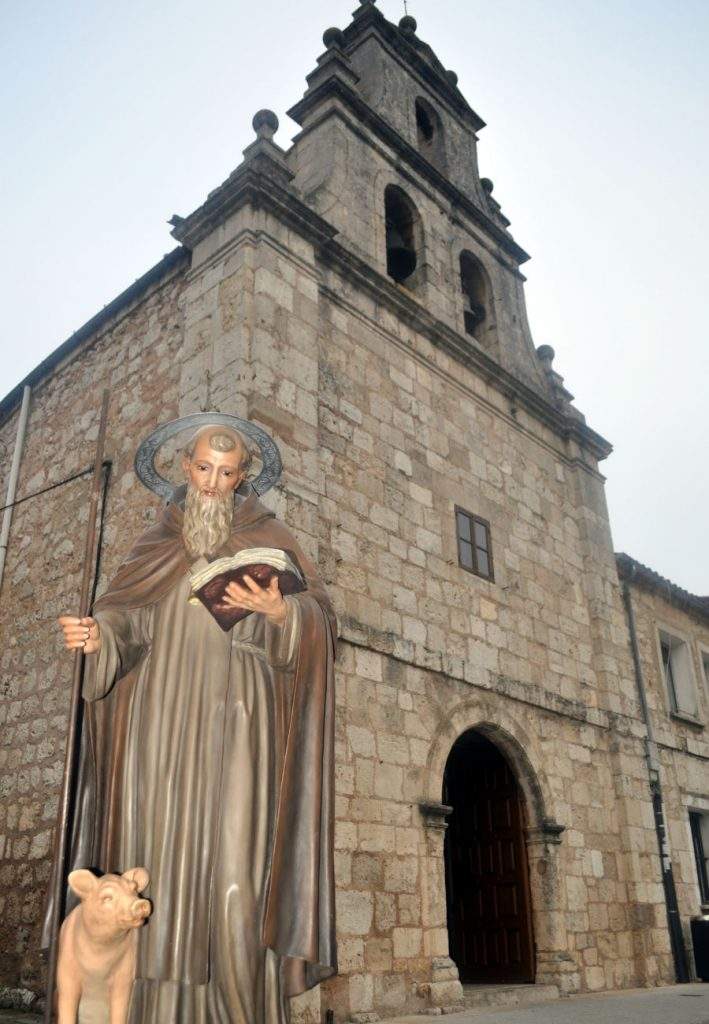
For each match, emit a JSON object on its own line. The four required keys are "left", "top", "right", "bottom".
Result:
{"left": 1, "top": 2, "right": 707, "bottom": 1017}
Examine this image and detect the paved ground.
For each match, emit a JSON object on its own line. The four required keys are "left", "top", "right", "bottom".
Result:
{"left": 384, "top": 984, "right": 709, "bottom": 1024}
{"left": 1, "top": 984, "right": 707, "bottom": 1023}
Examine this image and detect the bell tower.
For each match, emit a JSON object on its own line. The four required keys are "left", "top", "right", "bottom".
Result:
{"left": 286, "top": 0, "right": 576, "bottom": 406}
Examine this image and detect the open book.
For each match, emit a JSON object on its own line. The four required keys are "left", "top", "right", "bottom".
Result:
{"left": 188, "top": 547, "right": 306, "bottom": 632}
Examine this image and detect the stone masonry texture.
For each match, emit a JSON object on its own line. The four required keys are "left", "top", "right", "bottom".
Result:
{"left": 0, "top": 6, "right": 706, "bottom": 1021}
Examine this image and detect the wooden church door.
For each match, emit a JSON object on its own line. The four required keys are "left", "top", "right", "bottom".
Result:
{"left": 443, "top": 730, "right": 535, "bottom": 984}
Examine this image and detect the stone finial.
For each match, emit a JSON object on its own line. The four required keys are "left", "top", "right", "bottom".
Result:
{"left": 536, "top": 345, "right": 576, "bottom": 409}
{"left": 536, "top": 344, "right": 556, "bottom": 370}
{"left": 445, "top": 69, "right": 459, "bottom": 86}
{"left": 252, "top": 109, "right": 279, "bottom": 141}
{"left": 323, "top": 27, "right": 345, "bottom": 49}
{"left": 399, "top": 14, "right": 417, "bottom": 34}
{"left": 481, "top": 178, "right": 494, "bottom": 195}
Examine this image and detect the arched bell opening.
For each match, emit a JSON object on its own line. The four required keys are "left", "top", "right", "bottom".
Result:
{"left": 459, "top": 251, "right": 491, "bottom": 343}
{"left": 384, "top": 184, "right": 425, "bottom": 289}
{"left": 443, "top": 728, "right": 536, "bottom": 984}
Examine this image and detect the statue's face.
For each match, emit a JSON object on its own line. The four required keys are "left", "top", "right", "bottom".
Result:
{"left": 182, "top": 435, "right": 246, "bottom": 499}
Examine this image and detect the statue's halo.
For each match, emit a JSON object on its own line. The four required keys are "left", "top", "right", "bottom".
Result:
{"left": 134, "top": 413, "right": 283, "bottom": 501}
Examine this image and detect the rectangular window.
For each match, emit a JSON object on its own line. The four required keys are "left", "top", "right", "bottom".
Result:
{"left": 690, "top": 811, "right": 709, "bottom": 903}
{"left": 455, "top": 507, "right": 494, "bottom": 581}
{"left": 659, "top": 631, "right": 698, "bottom": 719}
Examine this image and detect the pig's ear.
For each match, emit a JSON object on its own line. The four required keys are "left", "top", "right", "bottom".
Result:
{"left": 122, "top": 867, "right": 149, "bottom": 892}
{"left": 68, "top": 869, "right": 99, "bottom": 899}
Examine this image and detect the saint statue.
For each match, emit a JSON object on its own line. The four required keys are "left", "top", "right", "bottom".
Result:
{"left": 54, "top": 420, "right": 338, "bottom": 1024}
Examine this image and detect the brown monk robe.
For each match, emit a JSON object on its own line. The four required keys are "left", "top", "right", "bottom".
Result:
{"left": 62, "top": 489, "right": 337, "bottom": 1023}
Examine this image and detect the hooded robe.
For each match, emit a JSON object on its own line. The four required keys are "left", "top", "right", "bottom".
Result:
{"left": 49, "top": 491, "right": 337, "bottom": 1024}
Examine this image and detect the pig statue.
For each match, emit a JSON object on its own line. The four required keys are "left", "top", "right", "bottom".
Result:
{"left": 56, "top": 867, "right": 151, "bottom": 1024}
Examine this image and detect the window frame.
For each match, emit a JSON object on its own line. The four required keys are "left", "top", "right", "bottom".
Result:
{"left": 655, "top": 624, "right": 703, "bottom": 726}
{"left": 454, "top": 505, "right": 494, "bottom": 583}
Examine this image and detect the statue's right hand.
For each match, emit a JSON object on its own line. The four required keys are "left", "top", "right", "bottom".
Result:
{"left": 58, "top": 615, "right": 101, "bottom": 655}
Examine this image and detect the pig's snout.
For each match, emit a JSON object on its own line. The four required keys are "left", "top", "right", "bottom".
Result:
{"left": 131, "top": 899, "right": 151, "bottom": 923}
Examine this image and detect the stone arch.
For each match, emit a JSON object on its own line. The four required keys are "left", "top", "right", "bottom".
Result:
{"left": 424, "top": 700, "right": 551, "bottom": 826}
{"left": 383, "top": 183, "right": 426, "bottom": 291}
{"left": 419, "top": 698, "right": 573, "bottom": 994}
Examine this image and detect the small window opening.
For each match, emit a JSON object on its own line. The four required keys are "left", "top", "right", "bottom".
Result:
{"left": 385, "top": 185, "right": 419, "bottom": 285}
{"left": 459, "top": 251, "right": 488, "bottom": 339}
{"left": 455, "top": 507, "right": 494, "bottom": 581}
{"left": 414, "top": 97, "right": 446, "bottom": 171}
{"left": 416, "top": 101, "right": 434, "bottom": 144}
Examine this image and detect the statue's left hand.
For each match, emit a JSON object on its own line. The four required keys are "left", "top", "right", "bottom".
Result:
{"left": 222, "top": 575, "right": 288, "bottom": 627}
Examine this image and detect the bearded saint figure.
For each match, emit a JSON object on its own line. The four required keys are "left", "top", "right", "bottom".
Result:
{"left": 55, "top": 424, "right": 337, "bottom": 1024}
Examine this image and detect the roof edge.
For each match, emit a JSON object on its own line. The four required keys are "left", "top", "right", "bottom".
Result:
{"left": 616, "top": 552, "right": 709, "bottom": 623}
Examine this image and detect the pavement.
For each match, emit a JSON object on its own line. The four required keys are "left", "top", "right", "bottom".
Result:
{"left": 0, "top": 984, "right": 707, "bottom": 1023}
{"left": 384, "top": 984, "right": 709, "bottom": 1024}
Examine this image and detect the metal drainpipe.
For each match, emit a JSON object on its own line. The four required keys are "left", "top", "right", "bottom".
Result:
{"left": 621, "top": 572, "right": 690, "bottom": 982}
{"left": 0, "top": 384, "right": 31, "bottom": 594}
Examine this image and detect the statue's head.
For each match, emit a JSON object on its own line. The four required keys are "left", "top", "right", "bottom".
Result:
{"left": 181, "top": 426, "right": 253, "bottom": 499}
{"left": 180, "top": 426, "right": 253, "bottom": 557}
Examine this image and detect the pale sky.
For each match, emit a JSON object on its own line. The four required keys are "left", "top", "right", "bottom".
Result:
{"left": 2, "top": 0, "right": 708, "bottom": 592}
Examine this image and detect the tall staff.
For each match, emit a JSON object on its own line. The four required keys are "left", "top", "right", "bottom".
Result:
{"left": 43, "top": 389, "right": 110, "bottom": 1023}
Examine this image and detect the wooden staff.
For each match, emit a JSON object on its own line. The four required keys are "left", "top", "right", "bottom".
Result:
{"left": 43, "top": 389, "right": 110, "bottom": 1023}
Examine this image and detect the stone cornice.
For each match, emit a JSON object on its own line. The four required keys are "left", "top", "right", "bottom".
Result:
{"left": 338, "top": 617, "right": 639, "bottom": 734}
{"left": 287, "top": 76, "right": 530, "bottom": 267}
{"left": 170, "top": 162, "right": 338, "bottom": 254}
{"left": 343, "top": 3, "right": 484, "bottom": 131}
{"left": 418, "top": 801, "right": 454, "bottom": 830}
{"left": 526, "top": 820, "right": 566, "bottom": 845}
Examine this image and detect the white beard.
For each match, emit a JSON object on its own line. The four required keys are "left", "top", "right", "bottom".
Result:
{"left": 182, "top": 483, "right": 234, "bottom": 558}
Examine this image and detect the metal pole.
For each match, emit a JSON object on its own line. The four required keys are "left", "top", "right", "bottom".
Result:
{"left": 43, "top": 389, "right": 110, "bottom": 1023}
{"left": 0, "top": 384, "right": 31, "bottom": 594}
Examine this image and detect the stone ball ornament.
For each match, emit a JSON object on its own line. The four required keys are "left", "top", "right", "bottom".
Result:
{"left": 252, "top": 109, "right": 279, "bottom": 139}
{"left": 134, "top": 413, "right": 283, "bottom": 502}
{"left": 323, "top": 27, "right": 345, "bottom": 49}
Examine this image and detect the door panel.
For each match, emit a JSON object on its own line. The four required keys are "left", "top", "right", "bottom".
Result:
{"left": 443, "top": 731, "right": 535, "bottom": 983}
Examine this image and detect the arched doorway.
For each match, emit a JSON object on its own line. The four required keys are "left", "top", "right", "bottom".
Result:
{"left": 443, "top": 729, "right": 535, "bottom": 983}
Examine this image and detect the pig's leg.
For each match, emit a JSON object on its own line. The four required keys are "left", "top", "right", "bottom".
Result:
{"left": 57, "top": 978, "right": 81, "bottom": 1024}
{"left": 108, "top": 985, "right": 131, "bottom": 1024}
{"left": 107, "top": 958, "right": 135, "bottom": 1024}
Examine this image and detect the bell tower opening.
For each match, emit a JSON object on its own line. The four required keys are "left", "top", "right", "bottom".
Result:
{"left": 384, "top": 184, "right": 422, "bottom": 287}
{"left": 459, "top": 251, "right": 489, "bottom": 341}
{"left": 415, "top": 97, "right": 446, "bottom": 171}
{"left": 443, "top": 729, "right": 535, "bottom": 984}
